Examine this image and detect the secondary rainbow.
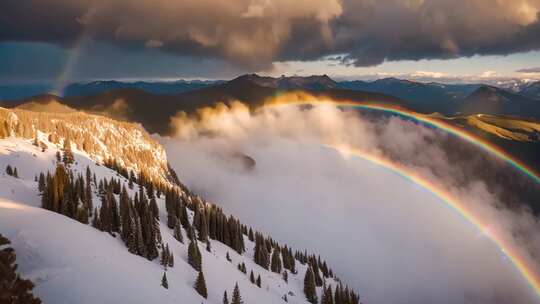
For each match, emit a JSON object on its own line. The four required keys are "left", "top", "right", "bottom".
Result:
{"left": 265, "top": 94, "right": 540, "bottom": 299}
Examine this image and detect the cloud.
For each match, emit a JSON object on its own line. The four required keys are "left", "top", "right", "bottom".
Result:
{"left": 518, "top": 67, "right": 540, "bottom": 73}
{"left": 159, "top": 95, "right": 540, "bottom": 304}
{"left": 1, "top": 0, "right": 540, "bottom": 69}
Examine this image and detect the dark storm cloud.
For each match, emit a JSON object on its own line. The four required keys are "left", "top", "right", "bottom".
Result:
{"left": 1, "top": 0, "right": 540, "bottom": 68}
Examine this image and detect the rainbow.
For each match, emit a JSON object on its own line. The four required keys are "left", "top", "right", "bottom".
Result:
{"left": 51, "top": 33, "right": 89, "bottom": 96}
{"left": 264, "top": 95, "right": 540, "bottom": 299}
{"left": 266, "top": 95, "right": 540, "bottom": 184}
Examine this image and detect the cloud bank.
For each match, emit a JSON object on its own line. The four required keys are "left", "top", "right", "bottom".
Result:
{"left": 2, "top": 0, "right": 540, "bottom": 68}
{"left": 159, "top": 100, "right": 540, "bottom": 303}
{"left": 518, "top": 67, "right": 540, "bottom": 73}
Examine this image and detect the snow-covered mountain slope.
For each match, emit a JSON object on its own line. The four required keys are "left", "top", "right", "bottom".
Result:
{"left": 0, "top": 107, "right": 174, "bottom": 187}
{"left": 0, "top": 135, "right": 351, "bottom": 302}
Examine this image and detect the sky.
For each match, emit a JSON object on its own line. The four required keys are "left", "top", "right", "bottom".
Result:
{"left": 1, "top": 0, "right": 540, "bottom": 84}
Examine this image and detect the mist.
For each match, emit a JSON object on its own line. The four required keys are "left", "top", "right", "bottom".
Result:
{"left": 158, "top": 101, "right": 540, "bottom": 304}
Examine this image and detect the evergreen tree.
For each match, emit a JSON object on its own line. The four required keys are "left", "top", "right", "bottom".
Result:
{"left": 173, "top": 221, "right": 184, "bottom": 243}
{"left": 304, "top": 267, "right": 318, "bottom": 304}
{"left": 206, "top": 239, "right": 212, "bottom": 252}
{"left": 223, "top": 291, "right": 229, "bottom": 304}
{"left": 249, "top": 271, "right": 255, "bottom": 284}
{"left": 161, "top": 272, "right": 168, "bottom": 289}
{"left": 271, "top": 248, "right": 282, "bottom": 273}
{"left": 13, "top": 167, "right": 18, "bottom": 178}
{"left": 0, "top": 234, "right": 41, "bottom": 304}
{"left": 188, "top": 239, "right": 202, "bottom": 271}
{"left": 161, "top": 246, "right": 169, "bottom": 269}
{"left": 198, "top": 209, "right": 209, "bottom": 241}
{"left": 168, "top": 251, "right": 174, "bottom": 268}
{"left": 38, "top": 173, "right": 45, "bottom": 193}
{"left": 194, "top": 271, "right": 208, "bottom": 299}
{"left": 256, "top": 275, "right": 261, "bottom": 288}
{"left": 231, "top": 283, "right": 243, "bottom": 304}
{"left": 5, "top": 165, "right": 13, "bottom": 176}
{"left": 321, "top": 286, "right": 334, "bottom": 304}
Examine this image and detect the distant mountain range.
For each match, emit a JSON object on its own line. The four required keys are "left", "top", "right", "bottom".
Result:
{"left": 0, "top": 74, "right": 401, "bottom": 135}
{"left": 2, "top": 73, "right": 540, "bottom": 132}
{"left": 63, "top": 79, "right": 223, "bottom": 96}
{"left": 2, "top": 75, "right": 539, "bottom": 110}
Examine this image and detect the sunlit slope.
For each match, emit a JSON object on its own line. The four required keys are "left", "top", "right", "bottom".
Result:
{"left": 463, "top": 114, "right": 540, "bottom": 142}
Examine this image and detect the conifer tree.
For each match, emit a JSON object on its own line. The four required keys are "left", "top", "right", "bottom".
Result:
{"left": 168, "top": 251, "right": 174, "bottom": 268}
{"left": 173, "top": 221, "right": 184, "bottom": 243}
{"left": 38, "top": 173, "right": 45, "bottom": 193}
{"left": 321, "top": 286, "right": 334, "bottom": 304}
{"left": 304, "top": 267, "right": 318, "bottom": 304}
{"left": 0, "top": 234, "right": 41, "bottom": 304}
{"left": 271, "top": 248, "right": 282, "bottom": 273}
{"left": 256, "top": 275, "right": 261, "bottom": 288}
{"left": 127, "top": 209, "right": 138, "bottom": 254}
{"left": 249, "top": 271, "right": 255, "bottom": 284}
{"left": 5, "top": 165, "right": 13, "bottom": 176}
{"left": 223, "top": 291, "right": 229, "bottom": 304}
{"left": 188, "top": 239, "right": 202, "bottom": 271}
{"left": 161, "top": 272, "right": 168, "bottom": 289}
{"left": 13, "top": 167, "right": 18, "bottom": 178}
{"left": 194, "top": 271, "right": 208, "bottom": 299}
{"left": 161, "top": 246, "right": 169, "bottom": 269}
{"left": 198, "top": 210, "right": 209, "bottom": 241}
{"left": 231, "top": 283, "right": 243, "bottom": 304}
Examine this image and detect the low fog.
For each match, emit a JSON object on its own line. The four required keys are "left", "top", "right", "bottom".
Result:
{"left": 158, "top": 102, "right": 540, "bottom": 304}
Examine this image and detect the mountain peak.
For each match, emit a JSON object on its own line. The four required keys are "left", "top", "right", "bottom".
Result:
{"left": 231, "top": 74, "right": 337, "bottom": 90}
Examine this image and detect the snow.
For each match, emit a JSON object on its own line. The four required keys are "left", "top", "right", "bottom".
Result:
{"left": 0, "top": 136, "right": 333, "bottom": 304}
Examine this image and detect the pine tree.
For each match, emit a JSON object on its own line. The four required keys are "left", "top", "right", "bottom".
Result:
{"left": 173, "top": 221, "right": 184, "bottom": 243}
{"left": 194, "top": 271, "right": 208, "bottom": 299}
{"left": 13, "top": 167, "right": 18, "bottom": 178}
{"left": 198, "top": 209, "right": 209, "bottom": 241}
{"left": 161, "top": 246, "right": 169, "bottom": 269}
{"left": 271, "top": 248, "right": 282, "bottom": 273}
{"left": 206, "top": 239, "right": 212, "bottom": 252}
{"left": 38, "top": 172, "right": 45, "bottom": 193}
{"left": 321, "top": 286, "right": 334, "bottom": 304}
{"left": 304, "top": 267, "right": 318, "bottom": 304}
{"left": 161, "top": 272, "right": 168, "bottom": 289}
{"left": 249, "top": 271, "right": 255, "bottom": 284}
{"left": 168, "top": 251, "right": 174, "bottom": 268}
{"left": 5, "top": 165, "right": 13, "bottom": 176}
{"left": 0, "top": 234, "right": 41, "bottom": 304}
{"left": 256, "top": 275, "right": 261, "bottom": 288}
{"left": 231, "top": 283, "right": 243, "bottom": 304}
{"left": 223, "top": 290, "right": 229, "bottom": 304}
{"left": 188, "top": 239, "right": 202, "bottom": 271}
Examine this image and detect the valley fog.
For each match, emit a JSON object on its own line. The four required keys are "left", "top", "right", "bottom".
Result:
{"left": 160, "top": 102, "right": 540, "bottom": 304}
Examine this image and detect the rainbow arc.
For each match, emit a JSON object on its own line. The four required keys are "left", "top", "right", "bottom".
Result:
{"left": 265, "top": 95, "right": 540, "bottom": 299}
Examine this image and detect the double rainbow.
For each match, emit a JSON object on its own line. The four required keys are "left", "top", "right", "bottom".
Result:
{"left": 265, "top": 94, "right": 540, "bottom": 299}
